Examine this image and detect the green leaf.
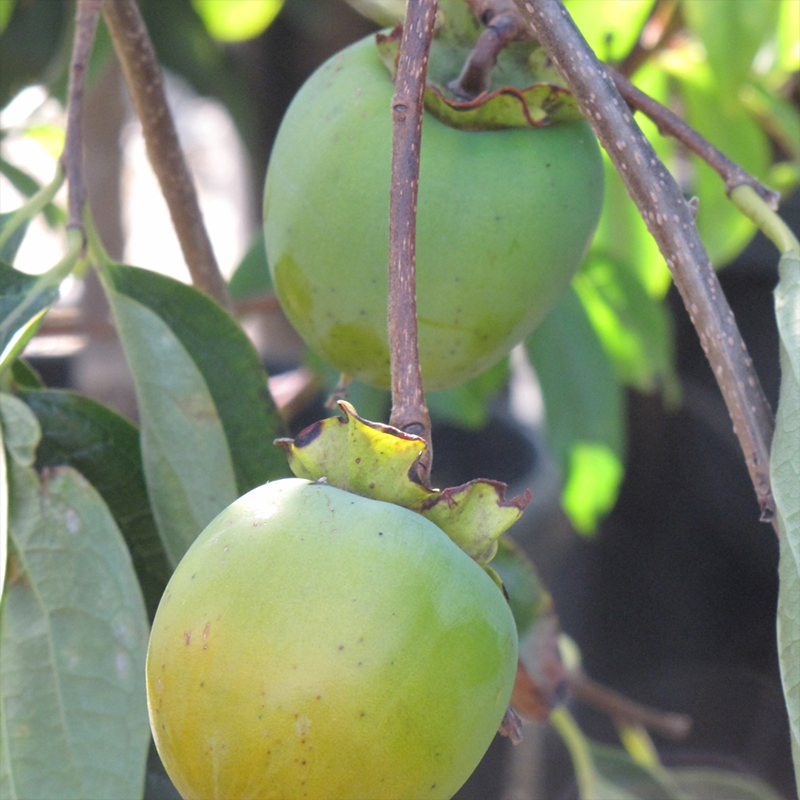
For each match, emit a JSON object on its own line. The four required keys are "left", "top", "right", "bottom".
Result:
{"left": 99, "top": 263, "right": 287, "bottom": 564}
{"left": 0, "top": 214, "right": 28, "bottom": 265}
{"left": 563, "top": 0, "right": 652, "bottom": 63}
{"left": 228, "top": 230, "right": 272, "bottom": 300}
{"left": 0, "top": 406, "right": 8, "bottom": 603}
{"left": 682, "top": 0, "right": 781, "bottom": 96}
{"left": 668, "top": 767, "right": 786, "bottom": 800}
{"left": 0, "top": 160, "right": 65, "bottom": 230}
{"left": 0, "top": 426, "right": 150, "bottom": 799}
{"left": 526, "top": 287, "right": 626, "bottom": 533}
{"left": 0, "top": 262, "right": 59, "bottom": 373}
{"left": 0, "top": 0, "right": 15, "bottom": 36}
{"left": 574, "top": 254, "right": 679, "bottom": 401}
{"left": 19, "top": 389, "right": 172, "bottom": 621}
{"left": 677, "top": 66, "right": 772, "bottom": 267}
{"left": 191, "top": 0, "right": 283, "bottom": 42}
{"left": 426, "top": 358, "right": 509, "bottom": 430}
{"left": 771, "top": 249, "right": 800, "bottom": 793}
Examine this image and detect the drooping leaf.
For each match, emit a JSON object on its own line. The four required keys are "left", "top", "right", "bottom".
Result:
{"left": 0, "top": 159, "right": 65, "bottom": 229}
{"left": 526, "top": 287, "right": 626, "bottom": 533}
{"left": 99, "top": 263, "right": 287, "bottom": 564}
{"left": 19, "top": 389, "right": 172, "bottom": 621}
{"left": 771, "top": 249, "right": 800, "bottom": 792}
{"left": 0, "top": 399, "right": 150, "bottom": 800}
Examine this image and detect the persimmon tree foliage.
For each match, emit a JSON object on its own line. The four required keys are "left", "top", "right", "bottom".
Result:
{"left": 0, "top": 1, "right": 798, "bottom": 799}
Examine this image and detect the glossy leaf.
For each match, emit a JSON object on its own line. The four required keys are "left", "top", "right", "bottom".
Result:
{"left": 526, "top": 287, "right": 626, "bottom": 533}
{"left": 0, "top": 399, "right": 150, "bottom": 800}
{"left": 100, "top": 263, "right": 287, "bottom": 564}
{"left": 771, "top": 249, "right": 800, "bottom": 792}
{"left": 19, "top": 389, "right": 172, "bottom": 621}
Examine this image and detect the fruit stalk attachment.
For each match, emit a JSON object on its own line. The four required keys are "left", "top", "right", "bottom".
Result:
{"left": 387, "top": 0, "right": 438, "bottom": 485}
{"left": 511, "top": 0, "right": 777, "bottom": 526}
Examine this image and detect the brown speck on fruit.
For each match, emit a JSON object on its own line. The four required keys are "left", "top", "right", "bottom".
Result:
{"left": 338, "top": 645, "right": 345, "bottom": 651}
{"left": 203, "top": 622, "right": 210, "bottom": 640}
{"left": 200, "top": 682, "right": 204, "bottom": 687}
{"left": 191, "top": 574, "right": 196, "bottom": 580}
{"left": 355, "top": 457, "right": 361, "bottom": 464}
{"left": 316, "top": 695, "right": 322, "bottom": 700}
{"left": 369, "top": 483, "right": 375, "bottom": 489}
{"left": 184, "top": 631, "right": 191, "bottom": 645}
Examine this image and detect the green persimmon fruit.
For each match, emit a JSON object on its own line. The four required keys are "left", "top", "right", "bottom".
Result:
{"left": 146, "top": 478, "right": 518, "bottom": 800}
{"left": 263, "top": 33, "right": 604, "bottom": 391}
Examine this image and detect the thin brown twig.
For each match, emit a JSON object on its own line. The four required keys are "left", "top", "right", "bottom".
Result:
{"left": 102, "top": 0, "right": 231, "bottom": 311}
{"left": 610, "top": 67, "right": 781, "bottom": 207}
{"left": 566, "top": 671, "right": 692, "bottom": 741}
{"left": 63, "top": 0, "right": 104, "bottom": 233}
{"left": 387, "top": 0, "right": 438, "bottom": 486}
{"left": 512, "top": 0, "right": 778, "bottom": 529}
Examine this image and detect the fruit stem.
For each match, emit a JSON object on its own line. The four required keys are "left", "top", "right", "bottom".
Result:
{"left": 387, "top": 0, "right": 438, "bottom": 485}
{"left": 63, "top": 0, "right": 103, "bottom": 238}
{"left": 102, "top": 0, "right": 232, "bottom": 311}
{"left": 511, "top": 0, "right": 778, "bottom": 529}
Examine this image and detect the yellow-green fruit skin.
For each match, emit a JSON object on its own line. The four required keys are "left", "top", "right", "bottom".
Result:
{"left": 146, "top": 478, "right": 518, "bottom": 800}
{"left": 263, "top": 33, "right": 604, "bottom": 391}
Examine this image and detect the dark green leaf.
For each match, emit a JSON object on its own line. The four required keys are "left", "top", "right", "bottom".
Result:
{"left": 100, "top": 263, "right": 288, "bottom": 563}
{"left": 526, "top": 286, "right": 626, "bottom": 533}
{"left": 0, "top": 212, "right": 29, "bottom": 264}
{"left": 426, "top": 358, "right": 509, "bottom": 430}
{"left": 9, "top": 357, "right": 43, "bottom": 389}
{"left": 0, "top": 396, "right": 150, "bottom": 799}
{"left": 0, "top": 159, "right": 65, "bottom": 228}
{"left": 0, "top": 261, "right": 61, "bottom": 374}
{"left": 228, "top": 230, "right": 272, "bottom": 300}
{"left": 20, "top": 389, "right": 172, "bottom": 621}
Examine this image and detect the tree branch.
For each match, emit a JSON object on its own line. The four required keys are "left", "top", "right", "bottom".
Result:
{"left": 388, "top": 0, "right": 438, "bottom": 485}
{"left": 513, "top": 0, "right": 777, "bottom": 528}
{"left": 63, "top": 0, "right": 103, "bottom": 234}
{"left": 102, "top": 0, "right": 231, "bottom": 310}
{"left": 609, "top": 67, "right": 780, "bottom": 207}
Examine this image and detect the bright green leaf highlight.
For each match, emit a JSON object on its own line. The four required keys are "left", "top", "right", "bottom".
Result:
{"left": 527, "top": 287, "right": 626, "bottom": 533}
{"left": 192, "top": 0, "right": 283, "bottom": 42}
{"left": 0, "top": 407, "right": 150, "bottom": 800}
{"left": 0, "top": 0, "right": 14, "bottom": 35}
{"left": 562, "top": 444, "right": 624, "bottom": 535}
{"left": 771, "top": 249, "right": 800, "bottom": 793}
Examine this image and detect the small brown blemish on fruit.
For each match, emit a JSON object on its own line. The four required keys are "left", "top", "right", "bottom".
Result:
{"left": 184, "top": 631, "right": 191, "bottom": 645}
{"left": 203, "top": 622, "right": 210, "bottom": 640}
